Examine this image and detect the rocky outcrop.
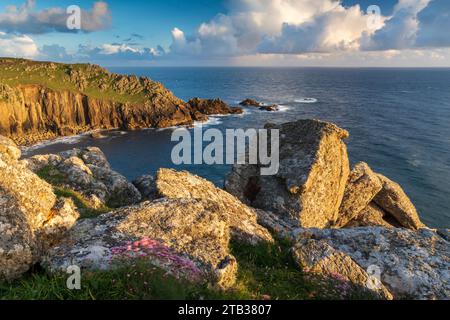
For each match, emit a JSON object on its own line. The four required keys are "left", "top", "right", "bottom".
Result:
{"left": 259, "top": 105, "right": 279, "bottom": 112}
{"left": 226, "top": 119, "right": 350, "bottom": 229}
{"left": 188, "top": 98, "right": 243, "bottom": 119}
{"left": 25, "top": 147, "right": 141, "bottom": 208}
{"left": 374, "top": 174, "right": 425, "bottom": 230}
{"left": 334, "top": 163, "right": 383, "bottom": 228}
{"left": 0, "top": 59, "right": 241, "bottom": 145}
{"left": 43, "top": 198, "right": 238, "bottom": 289}
{"left": 294, "top": 228, "right": 450, "bottom": 300}
{"left": 293, "top": 238, "right": 393, "bottom": 300}
{"left": 239, "top": 99, "right": 262, "bottom": 107}
{"left": 145, "top": 168, "right": 274, "bottom": 245}
{"left": 225, "top": 119, "right": 427, "bottom": 233}
{"left": 0, "top": 137, "right": 79, "bottom": 280}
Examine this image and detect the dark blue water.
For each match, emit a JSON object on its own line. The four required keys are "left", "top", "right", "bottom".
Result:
{"left": 25, "top": 68, "right": 450, "bottom": 228}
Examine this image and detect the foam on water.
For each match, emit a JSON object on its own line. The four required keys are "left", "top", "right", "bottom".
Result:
{"left": 295, "top": 98, "right": 318, "bottom": 104}
{"left": 21, "top": 134, "right": 86, "bottom": 156}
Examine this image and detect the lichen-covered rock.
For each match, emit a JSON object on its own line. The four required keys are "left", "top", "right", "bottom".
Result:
{"left": 25, "top": 147, "right": 141, "bottom": 207}
{"left": 294, "top": 227, "right": 450, "bottom": 300}
{"left": 292, "top": 238, "right": 393, "bottom": 300}
{"left": 43, "top": 198, "right": 238, "bottom": 288}
{"left": 154, "top": 169, "right": 273, "bottom": 245}
{"left": 334, "top": 163, "right": 382, "bottom": 228}
{"left": 374, "top": 174, "right": 425, "bottom": 230}
{"left": 0, "top": 135, "right": 21, "bottom": 161}
{"left": 132, "top": 174, "right": 157, "bottom": 200}
{"left": 344, "top": 203, "right": 396, "bottom": 229}
{"left": 255, "top": 209, "right": 298, "bottom": 240}
{"left": 226, "top": 119, "right": 350, "bottom": 229}
{"left": 0, "top": 138, "right": 79, "bottom": 280}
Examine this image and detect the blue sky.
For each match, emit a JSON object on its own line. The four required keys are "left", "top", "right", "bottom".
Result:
{"left": 0, "top": 0, "right": 449, "bottom": 67}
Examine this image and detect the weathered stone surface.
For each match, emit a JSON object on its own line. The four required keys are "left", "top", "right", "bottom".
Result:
{"left": 0, "top": 135, "right": 21, "bottom": 161}
{"left": 154, "top": 169, "right": 273, "bottom": 245}
{"left": 334, "top": 163, "right": 383, "bottom": 228}
{"left": 374, "top": 174, "right": 425, "bottom": 230}
{"left": 43, "top": 198, "right": 238, "bottom": 288}
{"left": 0, "top": 138, "right": 79, "bottom": 280}
{"left": 293, "top": 238, "right": 393, "bottom": 300}
{"left": 344, "top": 203, "right": 396, "bottom": 229}
{"left": 25, "top": 147, "right": 142, "bottom": 207}
{"left": 226, "top": 119, "right": 350, "bottom": 229}
{"left": 294, "top": 227, "right": 450, "bottom": 300}
{"left": 255, "top": 209, "right": 298, "bottom": 240}
{"left": 132, "top": 174, "right": 157, "bottom": 201}
{"left": 224, "top": 164, "right": 260, "bottom": 205}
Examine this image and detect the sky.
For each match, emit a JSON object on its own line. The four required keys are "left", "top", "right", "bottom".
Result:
{"left": 0, "top": 0, "right": 449, "bottom": 67}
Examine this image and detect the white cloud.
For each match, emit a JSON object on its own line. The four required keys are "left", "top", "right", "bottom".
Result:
{"left": 0, "top": 31, "right": 38, "bottom": 57}
{"left": 0, "top": 0, "right": 111, "bottom": 34}
{"left": 170, "top": 0, "right": 385, "bottom": 56}
{"left": 362, "top": 0, "right": 431, "bottom": 50}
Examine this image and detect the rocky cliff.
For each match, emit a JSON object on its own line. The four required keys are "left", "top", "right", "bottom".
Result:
{"left": 0, "top": 58, "right": 241, "bottom": 145}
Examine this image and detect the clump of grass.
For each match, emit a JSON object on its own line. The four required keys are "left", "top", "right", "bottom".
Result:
{"left": 36, "top": 165, "right": 67, "bottom": 186}
{"left": 54, "top": 188, "right": 111, "bottom": 219}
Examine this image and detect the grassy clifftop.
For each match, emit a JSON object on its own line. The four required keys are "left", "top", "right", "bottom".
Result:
{"left": 0, "top": 58, "right": 176, "bottom": 105}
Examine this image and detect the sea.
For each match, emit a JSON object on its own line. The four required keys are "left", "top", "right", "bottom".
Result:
{"left": 23, "top": 67, "right": 450, "bottom": 228}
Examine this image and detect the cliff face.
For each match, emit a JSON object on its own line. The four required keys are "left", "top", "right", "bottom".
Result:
{"left": 0, "top": 84, "right": 192, "bottom": 145}
{"left": 0, "top": 58, "right": 238, "bottom": 145}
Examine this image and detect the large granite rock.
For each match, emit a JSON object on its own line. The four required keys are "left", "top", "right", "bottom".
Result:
{"left": 43, "top": 198, "right": 238, "bottom": 289}
{"left": 226, "top": 119, "right": 350, "bottom": 229}
{"left": 374, "top": 174, "right": 425, "bottom": 230}
{"left": 334, "top": 162, "right": 382, "bottom": 228}
{"left": 25, "top": 147, "right": 141, "bottom": 208}
{"left": 294, "top": 227, "right": 450, "bottom": 300}
{"left": 151, "top": 168, "right": 273, "bottom": 245}
{"left": 0, "top": 137, "right": 79, "bottom": 280}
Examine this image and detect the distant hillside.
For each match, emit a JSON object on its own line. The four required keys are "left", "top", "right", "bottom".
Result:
{"left": 0, "top": 58, "right": 236, "bottom": 145}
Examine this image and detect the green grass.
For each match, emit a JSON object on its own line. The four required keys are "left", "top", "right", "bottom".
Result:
{"left": 54, "top": 188, "right": 111, "bottom": 219}
{"left": 0, "top": 58, "right": 149, "bottom": 105}
{"left": 0, "top": 237, "right": 381, "bottom": 300}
